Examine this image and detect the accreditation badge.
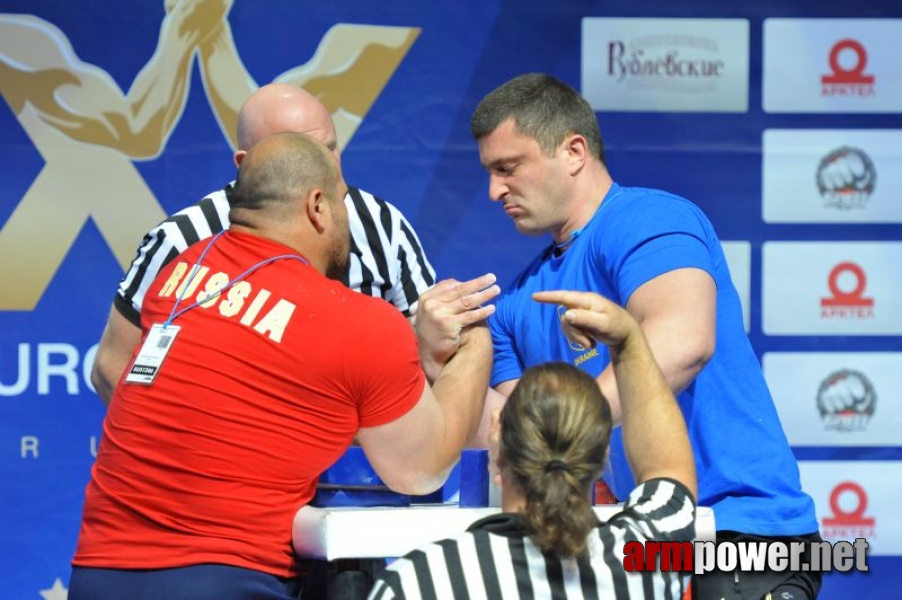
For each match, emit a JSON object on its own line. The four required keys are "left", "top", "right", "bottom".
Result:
{"left": 124, "top": 324, "right": 180, "bottom": 385}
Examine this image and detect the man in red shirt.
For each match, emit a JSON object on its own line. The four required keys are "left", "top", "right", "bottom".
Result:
{"left": 69, "top": 132, "right": 493, "bottom": 600}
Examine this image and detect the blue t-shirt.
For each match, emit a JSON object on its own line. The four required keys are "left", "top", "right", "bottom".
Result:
{"left": 490, "top": 183, "right": 818, "bottom": 536}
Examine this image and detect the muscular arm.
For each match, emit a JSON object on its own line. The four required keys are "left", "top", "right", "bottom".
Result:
{"left": 196, "top": 15, "right": 255, "bottom": 150}
{"left": 7, "top": 1, "right": 228, "bottom": 157}
{"left": 197, "top": 22, "right": 420, "bottom": 152}
{"left": 468, "top": 386, "right": 509, "bottom": 449}
{"left": 91, "top": 306, "right": 141, "bottom": 404}
{"left": 415, "top": 274, "right": 498, "bottom": 383}
{"left": 471, "top": 269, "right": 712, "bottom": 450}
{"left": 594, "top": 268, "right": 716, "bottom": 423}
{"left": 534, "top": 290, "right": 696, "bottom": 497}
{"left": 111, "top": 0, "right": 231, "bottom": 155}
{"left": 356, "top": 325, "right": 493, "bottom": 495}
{"left": 413, "top": 273, "right": 500, "bottom": 449}
{"left": 274, "top": 25, "right": 420, "bottom": 150}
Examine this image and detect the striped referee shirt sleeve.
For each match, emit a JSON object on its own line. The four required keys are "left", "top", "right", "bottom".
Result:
{"left": 393, "top": 210, "right": 436, "bottom": 317}
{"left": 614, "top": 478, "right": 696, "bottom": 543}
{"left": 345, "top": 187, "right": 436, "bottom": 318}
{"left": 114, "top": 184, "right": 435, "bottom": 326}
{"left": 114, "top": 189, "right": 230, "bottom": 326}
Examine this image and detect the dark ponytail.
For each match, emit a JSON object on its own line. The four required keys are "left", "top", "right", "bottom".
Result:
{"left": 499, "top": 362, "right": 612, "bottom": 558}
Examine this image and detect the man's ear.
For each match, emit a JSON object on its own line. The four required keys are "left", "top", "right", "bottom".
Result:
{"left": 305, "top": 189, "right": 327, "bottom": 233}
{"left": 564, "top": 134, "right": 588, "bottom": 175}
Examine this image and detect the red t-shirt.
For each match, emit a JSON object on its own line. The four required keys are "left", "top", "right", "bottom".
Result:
{"left": 74, "top": 231, "right": 425, "bottom": 577}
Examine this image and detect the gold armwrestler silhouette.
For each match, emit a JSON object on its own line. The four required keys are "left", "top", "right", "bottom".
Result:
{"left": 0, "top": 0, "right": 228, "bottom": 310}
{"left": 188, "top": 3, "right": 419, "bottom": 151}
{"left": 0, "top": 1, "right": 418, "bottom": 310}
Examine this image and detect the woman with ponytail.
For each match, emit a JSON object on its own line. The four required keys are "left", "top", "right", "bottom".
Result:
{"left": 370, "top": 290, "right": 697, "bottom": 599}
{"left": 496, "top": 361, "right": 611, "bottom": 560}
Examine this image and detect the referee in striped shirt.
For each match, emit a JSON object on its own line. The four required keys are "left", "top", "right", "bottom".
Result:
{"left": 91, "top": 83, "right": 481, "bottom": 403}
{"left": 369, "top": 290, "right": 697, "bottom": 600}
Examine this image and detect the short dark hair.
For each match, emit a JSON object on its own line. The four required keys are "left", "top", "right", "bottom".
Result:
{"left": 471, "top": 73, "right": 605, "bottom": 163}
{"left": 499, "top": 362, "right": 612, "bottom": 558}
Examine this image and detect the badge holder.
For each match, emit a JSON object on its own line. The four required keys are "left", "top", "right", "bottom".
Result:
{"left": 124, "top": 324, "right": 180, "bottom": 385}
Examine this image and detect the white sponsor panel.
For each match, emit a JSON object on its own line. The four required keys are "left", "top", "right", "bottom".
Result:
{"left": 764, "top": 352, "right": 901, "bottom": 446}
{"left": 581, "top": 18, "right": 749, "bottom": 112}
{"left": 722, "top": 241, "right": 750, "bottom": 332}
{"left": 762, "top": 242, "right": 902, "bottom": 335}
{"left": 763, "top": 129, "right": 902, "bottom": 223}
{"left": 763, "top": 19, "right": 902, "bottom": 113}
{"left": 799, "top": 462, "right": 900, "bottom": 555}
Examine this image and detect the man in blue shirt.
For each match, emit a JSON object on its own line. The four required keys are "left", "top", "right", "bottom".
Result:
{"left": 470, "top": 72, "right": 821, "bottom": 599}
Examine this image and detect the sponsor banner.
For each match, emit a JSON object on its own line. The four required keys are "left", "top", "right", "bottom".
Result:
{"left": 798, "top": 462, "right": 901, "bottom": 555}
{"left": 581, "top": 18, "right": 749, "bottom": 112}
{"left": 763, "top": 19, "right": 902, "bottom": 113}
{"left": 763, "top": 352, "right": 901, "bottom": 446}
{"left": 763, "top": 129, "right": 902, "bottom": 223}
{"left": 762, "top": 242, "right": 902, "bottom": 335}
{"left": 722, "top": 241, "right": 751, "bottom": 333}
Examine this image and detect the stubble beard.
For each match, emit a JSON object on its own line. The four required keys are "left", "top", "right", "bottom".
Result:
{"left": 325, "top": 233, "right": 351, "bottom": 282}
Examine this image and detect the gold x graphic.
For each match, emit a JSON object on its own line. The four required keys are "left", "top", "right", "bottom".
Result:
{"left": 0, "top": 0, "right": 418, "bottom": 310}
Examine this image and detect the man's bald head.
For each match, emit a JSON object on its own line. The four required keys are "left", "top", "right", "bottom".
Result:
{"left": 231, "top": 131, "right": 341, "bottom": 214}
{"left": 236, "top": 83, "right": 338, "bottom": 160}
{"left": 230, "top": 131, "right": 350, "bottom": 279}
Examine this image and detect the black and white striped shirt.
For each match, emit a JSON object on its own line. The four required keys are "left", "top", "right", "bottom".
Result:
{"left": 115, "top": 183, "right": 435, "bottom": 325}
{"left": 368, "top": 479, "right": 696, "bottom": 600}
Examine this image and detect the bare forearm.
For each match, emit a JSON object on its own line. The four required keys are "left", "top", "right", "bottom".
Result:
{"left": 415, "top": 274, "right": 500, "bottom": 386}
{"left": 197, "top": 25, "right": 254, "bottom": 149}
{"left": 531, "top": 289, "right": 697, "bottom": 496}
{"left": 596, "top": 344, "right": 705, "bottom": 426}
{"left": 357, "top": 327, "right": 492, "bottom": 496}
{"left": 466, "top": 386, "right": 507, "bottom": 448}
{"left": 123, "top": 15, "right": 198, "bottom": 150}
{"left": 418, "top": 352, "right": 443, "bottom": 386}
{"left": 90, "top": 344, "right": 129, "bottom": 406}
{"left": 606, "top": 266, "right": 715, "bottom": 422}
{"left": 126, "top": 0, "right": 235, "bottom": 151}
{"left": 90, "top": 307, "right": 142, "bottom": 406}
{"left": 612, "top": 332, "right": 695, "bottom": 496}
{"left": 90, "top": 363, "right": 118, "bottom": 405}
{"left": 29, "top": 19, "right": 194, "bottom": 155}
{"left": 430, "top": 327, "right": 492, "bottom": 464}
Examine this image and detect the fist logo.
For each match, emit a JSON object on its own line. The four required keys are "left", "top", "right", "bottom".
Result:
{"left": 816, "top": 369, "right": 876, "bottom": 432}
{"left": 816, "top": 147, "right": 876, "bottom": 210}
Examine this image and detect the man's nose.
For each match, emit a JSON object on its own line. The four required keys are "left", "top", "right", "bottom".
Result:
{"left": 488, "top": 174, "right": 507, "bottom": 202}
